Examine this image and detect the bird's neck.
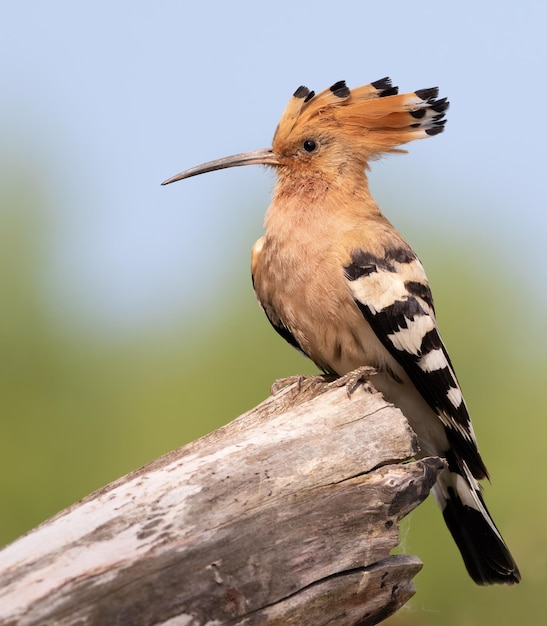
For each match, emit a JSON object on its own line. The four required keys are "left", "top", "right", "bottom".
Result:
{"left": 264, "top": 169, "right": 383, "bottom": 238}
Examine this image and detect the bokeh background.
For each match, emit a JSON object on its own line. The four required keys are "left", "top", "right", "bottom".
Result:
{"left": 1, "top": 1, "right": 545, "bottom": 624}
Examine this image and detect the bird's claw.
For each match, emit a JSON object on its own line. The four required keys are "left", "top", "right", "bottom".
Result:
{"left": 271, "top": 367, "right": 377, "bottom": 398}
{"left": 270, "top": 373, "right": 335, "bottom": 395}
{"left": 326, "top": 365, "right": 378, "bottom": 397}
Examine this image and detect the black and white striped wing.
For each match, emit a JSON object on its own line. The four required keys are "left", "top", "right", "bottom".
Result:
{"left": 343, "top": 246, "right": 487, "bottom": 479}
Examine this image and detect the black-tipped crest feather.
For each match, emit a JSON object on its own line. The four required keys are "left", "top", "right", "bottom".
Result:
{"left": 273, "top": 78, "right": 449, "bottom": 154}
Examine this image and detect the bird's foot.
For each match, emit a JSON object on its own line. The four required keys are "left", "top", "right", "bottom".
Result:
{"left": 270, "top": 373, "right": 336, "bottom": 395}
{"left": 326, "top": 366, "right": 378, "bottom": 398}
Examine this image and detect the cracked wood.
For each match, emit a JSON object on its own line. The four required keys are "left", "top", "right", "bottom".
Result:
{"left": 0, "top": 380, "right": 445, "bottom": 626}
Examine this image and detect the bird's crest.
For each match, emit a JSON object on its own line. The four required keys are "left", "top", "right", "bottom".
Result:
{"left": 273, "top": 78, "right": 448, "bottom": 157}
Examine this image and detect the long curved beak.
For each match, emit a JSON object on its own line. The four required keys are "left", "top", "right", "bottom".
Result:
{"left": 161, "top": 147, "right": 279, "bottom": 185}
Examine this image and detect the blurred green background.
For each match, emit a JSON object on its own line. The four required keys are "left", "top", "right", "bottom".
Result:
{"left": 1, "top": 2, "right": 545, "bottom": 625}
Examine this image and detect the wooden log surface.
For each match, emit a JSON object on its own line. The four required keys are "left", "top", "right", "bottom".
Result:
{"left": 0, "top": 379, "right": 445, "bottom": 626}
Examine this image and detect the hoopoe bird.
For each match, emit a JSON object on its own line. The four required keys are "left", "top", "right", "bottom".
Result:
{"left": 163, "top": 78, "right": 520, "bottom": 585}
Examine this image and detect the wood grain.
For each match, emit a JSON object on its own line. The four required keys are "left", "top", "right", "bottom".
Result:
{"left": 0, "top": 380, "right": 445, "bottom": 626}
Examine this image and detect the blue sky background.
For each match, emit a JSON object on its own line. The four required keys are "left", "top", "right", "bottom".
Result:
{"left": 1, "top": 1, "right": 545, "bottom": 335}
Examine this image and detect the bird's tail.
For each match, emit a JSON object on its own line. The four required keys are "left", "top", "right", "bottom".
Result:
{"left": 432, "top": 464, "right": 521, "bottom": 584}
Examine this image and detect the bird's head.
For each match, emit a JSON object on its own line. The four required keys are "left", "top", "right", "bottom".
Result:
{"left": 162, "top": 79, "right": 447, "bottom": 186}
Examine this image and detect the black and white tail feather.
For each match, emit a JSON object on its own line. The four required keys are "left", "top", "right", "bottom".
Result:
{"left": 438, "top": 452, "right": 519, "bottom": 584}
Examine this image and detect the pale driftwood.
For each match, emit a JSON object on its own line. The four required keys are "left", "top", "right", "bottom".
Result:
{"left": 0, "top": 379, "right": 445, "bottom": 626}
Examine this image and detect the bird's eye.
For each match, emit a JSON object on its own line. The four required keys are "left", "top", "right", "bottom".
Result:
{"left": 303, "top": 139, "right": 317, "bottom": 153}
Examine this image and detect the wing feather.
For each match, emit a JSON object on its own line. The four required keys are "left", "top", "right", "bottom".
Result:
{"left": 344, "top": 246, "right": 488, "bottom": 479}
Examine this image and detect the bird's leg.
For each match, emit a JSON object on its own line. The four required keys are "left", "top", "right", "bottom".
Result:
{"left": 271, "top": 367, "right": 377, "bottom": 398}
{"left": 270, "top": 373, "right": 336, "bottom": 395}
{"left": 326, "top": 365, "right": 379, "bottom": 397}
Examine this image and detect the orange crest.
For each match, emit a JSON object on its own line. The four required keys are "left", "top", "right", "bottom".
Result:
{"left": 273, "top": 78, "right": 448, "bottom": 158}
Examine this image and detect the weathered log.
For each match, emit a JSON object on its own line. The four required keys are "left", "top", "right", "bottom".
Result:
{"left": 0, "top": 379, "right": 445, "bottom": 626}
